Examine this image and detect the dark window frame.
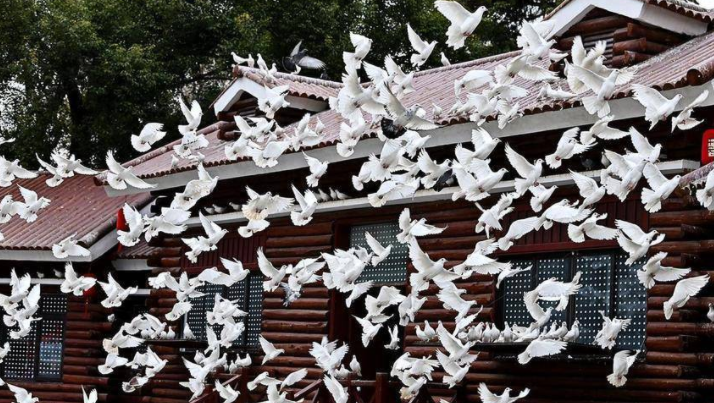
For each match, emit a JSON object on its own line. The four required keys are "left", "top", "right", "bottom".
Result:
{"left": 0, "top": 294, "right": 67, "bottom": 382}
{"left": 182, "top": 272, "right": 263, "bottom": 352}
{"left": 498, "top": 249, "right": 647, "bottom": 350}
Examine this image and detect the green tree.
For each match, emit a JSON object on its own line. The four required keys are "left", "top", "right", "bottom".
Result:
{"left": 0, "top": 0, "right": 557, "bottom": 167}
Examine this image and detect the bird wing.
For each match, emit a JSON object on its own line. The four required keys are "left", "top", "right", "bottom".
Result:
{"left": 408, "top": 240, "right": 435, "bottom": 273}
{"left": 407, "top": 24, "right": 428, "bottom": 52}
{"left": 259, "top": 336, "right": 276, "bottom": 354}
{"left": 323, "top": 376, "right": 346, "bottom": 403}
{"left": 570, "top": 171, "right": 597, "bottom": 196}
{"left": 380, "top": 86, "right": 407, "bottom": 117}
{"left": 364, "top": 232, "right": 385, "bottom": 255}
{"left": 528, "top": 339, "right": 567, "bottom": 357}
{"left": 628, "top": 127, "right": 655, "bottom": 156}
{"left": 566, "top": 63, "right": 605, "bottom": 92}
{"left": 290, "top": 41, "right": 303, "bottom": 57}
{"left": 671, "top": 275, "right": 709, "bottom": 302}
{"left": 297, "top": 56, "right": 326, "bottom": 70}
{"left": 281, "top": 368, "right": 308, "bottom": 388}
{"left": 477, "top": 383, "right": 500, "bottom": 403}
{"left": 571, "top": 36, "right": 586, "bottom": 66}
{"left": 519, "top": 21, "right": 546, "bottom": 48}
{"left": 643, "top": 163, "right": 667, "bottom": 189}
{"left": 633, "top": 84, "right": 668, "bottom": 110}
{"left": 257, "top": 248, "right": 279, "bottom": 278}
{"left": 524, "top": 290, "right": 546, "bottom": 320}
{"left": 615, "top": 220, "right": 646, "bottom": 240}
{"left": 435, "top": 0, "right": 470, "bottom": 25}
{"left": 505, "top": 144, "right": 533, "bottom": 178}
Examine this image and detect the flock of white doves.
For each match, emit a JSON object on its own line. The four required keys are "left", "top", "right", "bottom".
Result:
{"left": 2, "top": 1, "right": 714, "bottom": 403}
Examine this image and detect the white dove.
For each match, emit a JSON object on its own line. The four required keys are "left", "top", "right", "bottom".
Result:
{"left": 570, "top": 170, "right": 606, "bottom": 210}
{"left": 636, "top": 252, "right": 690, "bottom": 289}
{"left": 397, "top": 208, "right": 446, "bottom": 244}
{"left": 567, "top": 213, "right": 617, "bottom": 243}
{"left": 303, "top": 153, "right": 328, "bottom": 188}
{"left": 353, "top": 315, "right": 382, "bottom": 347}
{"left": 106, "top": 151, "right": 155, "bottom": 190}
{"left": 52, "top": 234, "right": 90, "bottom": 259}
{"left": 0, "top": 157, "right": 37, "bottom": 187}
{"left": 632, "top": 84, "right": 683, "bottom": 130}
{"left": 594, "top": 311, "right": 631, "bottom": 350}
{"left": 407, "top": 24, "right": 436, "bottom": 67}
{"left": 182, "top": 213, "right": 227, "bottom": 263}
{"left": 258, "top": 248, "right": 287, "bottom": 292}
{"left": 517, "top": 337, "right": 567, "bottom": 364}
{"left": 545, "top": 128, "right": 592, "bottom": 169}
{"left": 99, "top": 274, "right": 138, "bottom": 308}
{"left": 408, "top": 239, "right": 459, "bottom": 292}
{"left": 15, "top": 186, "right": 50, "bottom": 223}
{"left": 608, "top": 350, "right": 640, "bottom": 387}
{"left": 178, "top": 98, "right": 203, "bottom": 135}
{"left": 641, "top": 163, "right": 681, "bottom": 213}
{"left": 99, "top": 353, "right": 129, "bottom": 375}
{"left": 60, "top": 262, "right": 96, "bottom": 296}
{"left": 528, "top": 184, "right": 557, "bottom": 213}
{"left": 242, "top": 186, "right": 293, "bottom": 221}
{"left": 7, "top": 384, "right": 39, "bottom": 403}
{"left": 231, "top": 52, "right": 255, "bottom": 67}
{"left": 197, "top": 257, "right": 250, "bottom": 287}
{"left": 364, "top": 232, "right": 392, "bottom": 266}
{"left": 435, "top": 1, "right": 487, "bottom": 49}
{"left": 672, "top": 89, "right": 710, "bottom": 132}
{"left": 664, "top": 275, "right": 710, "bottom": 320}
{"left": 131, "top": 123, "right": 167, "bottom": 152}
{"left": 257, "top": 85, "right": 290, "bottom": 119}
{"left": 290, "top": 185, "right": 318, "bottom": 227}
{"left": 117, "top": 203, "right": 144, "bottom": 247}
{"left": 505, "top": 144, "right": 543, "bottom": 195}
{"left": 616, "top": 220, "right": 665, "bottom": 265}
{"left": 324, "top": 376, "right": 348, "bottom": 403}
{"left": 259, "top": 336, "right": 285, "bottom": 364}
{"left": 697, "top": 168, "right": 714, "bottom": 210}
{"left": 144, "top": 207, "right": 190, "bottom": 241}
{"left": 478, "top": 383, "right": 530, "bottom": 403}
{"left": 566, "top": 62, "right": 636, "bottom": 117}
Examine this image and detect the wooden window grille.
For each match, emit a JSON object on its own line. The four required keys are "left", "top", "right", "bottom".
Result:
{"left": 501, "top": 251, "right": 646, "bottom": 349}
{"left": 349, "top": 222, "right": 408, "bottom": 284}
{"left": 0, "top": 294, "right": 67, "bottom": 381}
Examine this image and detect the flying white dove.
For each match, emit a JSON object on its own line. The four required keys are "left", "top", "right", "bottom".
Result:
{"left": 517, "top": 337, "right": 567, "bottom": 364}
{"left": 106, "top": 151, "right": 155, "bottom": 190}
{"left": 608, "top": 350, "right": 640, "bottom": 387}
{"left": 594, "top": 311, "right": 631, "bottom": 350}
{"left": 478, "top": 383, "right": 530, "bottom": 403}
{"left": 641, "top": 163, "right": 681, "bottom": 213}
{"left": 131, "top": 123, "right": 167, "bottom": 152}
{"left": 52, "top": 234, "right": 91, "bottom": 259}
{"left": 197, "top": 257, "right": 250, "bottom": 287}
{"left": 565, "top": 62, "right": 636, "bottom": 117}
{"left": 14, "top": 186, "right": 50, "bottom": 223}
{"left": 397, "top": 208, "right": 446, "bottom": 244}
{"left": 178, "top": 98, "right": 203, "bottom": 135}
{"left": 99, "top": 273, "right": 138, "bottom": 308}
{"left": 616, "top": 220, "right": 665, "bottom": 265}
{"left": 636, "top": 252, "right": 690, "bottom": 289}
{"left": 60, "top": 262, "right": 96, "bottom": 296}
{"left": 290, "top": 186, "right": 318, "bottom": 227}
{"left": 259, "top": 336, "right": 285, "bottom": 364}
{"left": 304, "top": 153, "right": 328, "bottom": 188}
{"left": 545, "top": 128, "right": 592, "bottom": 169}
{"left": 407, "top": 24, "right": 436, "bottom": 67}
{"left": 118, "top": 203, "right": 144, "bottom": 247}
{"left": 435, "top": 1, "right": 488, "bottom": 49}
{"left": 664, "top": 275, "right": 710, "bottom": 320}
{"left": 505, "top": 144, "right": 543, "bottom": 195}
{"left": 672, "top": 88, "right": 710, "bottom": 132}
{"left": 632, "top": 84, "right": 683, "bottom": 130}
{"left": 567, "top": 213, "right": 617, "bottom": 243}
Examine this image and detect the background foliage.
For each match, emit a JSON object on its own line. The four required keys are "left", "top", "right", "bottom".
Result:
{"left": 0, "top": 0, "right": 557, "bottom": 167}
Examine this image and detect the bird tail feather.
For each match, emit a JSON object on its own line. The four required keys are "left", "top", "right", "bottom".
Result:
{"left": 641, "top": 188, "right": 661, "bottom": 212}
{"left": 567, "top": 224, "right": 585, "bottom": 243}
{"left": 545, "top": 154, "right": 561, "bottom": 169}
{"left": 607, "top": 373, "right": 626, "bottom": 387}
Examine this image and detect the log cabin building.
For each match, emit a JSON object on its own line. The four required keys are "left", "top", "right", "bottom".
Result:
{"left": 2, "top": 1, "right": 711, "bottom": 403}
{"left": 0, "top": 175, "right": 151, "bottom": 403}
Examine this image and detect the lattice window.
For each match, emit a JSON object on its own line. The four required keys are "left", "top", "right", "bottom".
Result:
{"left": 349, "top": 222, "right": 408, "bottom": 284}
{"left": 502, "top": 259, "right": 533, "bottom": 328}
{"left": 574, "top": 254, "right": 613, "bottom": 344}
{"left": 1, "top": 294, "right": 66, "bottom": 381}
{"left": 184, "top": 274, "right": 263, "bottom": 348}
{"left": 501, "top": 251, "right": 646, "bottom": 349}
{"left": 536, "top": 257, "right": 570, "bottom": 327}
{"left": 614, "top": 254, "right": 647, "bottom": 349}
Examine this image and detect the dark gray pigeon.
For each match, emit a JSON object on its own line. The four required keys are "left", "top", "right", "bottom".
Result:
{"left": 282, "top": 41, "right": 326, "bottom": 73}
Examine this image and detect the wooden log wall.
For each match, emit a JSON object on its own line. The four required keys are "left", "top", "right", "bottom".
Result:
{"left": 555, "top": 8, "right": 688, "bottom": 68}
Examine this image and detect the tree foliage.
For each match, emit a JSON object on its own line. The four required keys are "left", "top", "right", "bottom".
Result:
{"left": 0, "top": 0, "right": 557, "bottom": 167}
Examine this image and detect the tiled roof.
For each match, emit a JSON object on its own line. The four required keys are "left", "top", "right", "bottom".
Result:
{"left": 0, "top": 174, "right": 151, "bottom": 251}
{"left": 545, "top": 0, "right": 714, "bottom": 22}
{"left": 98, "top": 28, "right": 714, "bottom": 184}
{"left": 115, "top": 238, "right": 160, "bottom": 260}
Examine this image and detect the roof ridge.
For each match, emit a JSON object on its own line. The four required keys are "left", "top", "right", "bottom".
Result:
{"left": 413, "top": 50, "right": 521, "bottom": 77}
{"left": 238, "top": 66, "right": 343, "bottom": 88}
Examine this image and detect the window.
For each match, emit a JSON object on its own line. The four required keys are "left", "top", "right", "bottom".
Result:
{"left": 349, "top": 222, "right": 409, "bottom": 284}
{"left": 184, "top": 274, "right": 263, "bottom": 348}
{"left": 501, "top": 251, "right": 646, "bottom": 349}
{"left": 0, "top": 294, "right": 67, "bottom": 381}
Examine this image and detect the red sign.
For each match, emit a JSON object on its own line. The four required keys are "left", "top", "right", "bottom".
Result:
{"left": 702, "top": 130, "right": 714, "bottom": 165}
